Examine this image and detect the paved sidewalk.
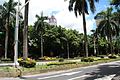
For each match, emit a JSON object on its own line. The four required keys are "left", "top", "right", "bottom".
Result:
{"left": 0, "top": 63, "right": 14, "bottom": 66}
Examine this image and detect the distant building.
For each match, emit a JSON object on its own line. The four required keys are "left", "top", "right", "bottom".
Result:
{"left": 49, "top": 15, "right": 57, "bottom": 26}
{"left": 94, "top": 16, "right": 104, "bottom": 27}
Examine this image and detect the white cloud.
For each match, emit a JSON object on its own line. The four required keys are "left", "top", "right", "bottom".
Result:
{"left": 16, "top": 0, "right": 95, "bottom": 34}
{"left": 55, "top": 8, "right": 95, "bottom": 34}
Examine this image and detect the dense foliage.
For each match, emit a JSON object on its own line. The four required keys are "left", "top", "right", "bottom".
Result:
{"left": 0, "top": 0, "right": 120, "bottom": 60}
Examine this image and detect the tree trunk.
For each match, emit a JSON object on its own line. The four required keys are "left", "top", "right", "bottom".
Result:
{"left": 110, "top": 34, "right": 113, "bottom": 54}
{"left": 23, "top": 0, "right": 29, "bottom": 59}
{"left": 5, "top": 19, "right": 8, "bottom": 59}
{"left": 96, "top": 43, "right": 99, "bottom": 56}
{"left": 93, "top": 37, "right": 96, "bottom": 56}
{"left": 82, "top": 12, "right": 88, "bottom": 57}
{"left": 40, "top": 34, "right": 43, "bottom": 57}
{"left": 67, "top": 41, "right": 69, "bottom": 59}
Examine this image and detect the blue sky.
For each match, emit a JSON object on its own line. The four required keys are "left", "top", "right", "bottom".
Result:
{"left": 0, "top": 0, "right": 110, "bottom": 34}
{"left": 88, "top": 0, "right": 110, "bottom": 30}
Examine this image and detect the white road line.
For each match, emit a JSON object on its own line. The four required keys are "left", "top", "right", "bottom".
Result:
{"left": 38, "top": 74, "right": 63, "bottom": 80}
{"left": 68, "top": 74, "right": 91, "bottom": 80}
{"left": 38, "top": 71, "right": 82, "bottom": 80}
{"left": 63, "top": 71, "right": 82, "bottom": 75}
{"left": 94, "top": 74, "right": 116, "bottom": 80}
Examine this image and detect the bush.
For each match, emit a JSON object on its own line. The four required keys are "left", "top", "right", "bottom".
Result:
{"left": 81, "top": 57, "right": 94, "bottom": 62}
{"left": 0, "top": 58, "right": 12, "bottom": 63}
{"left": 59, "top": 58, "right": 64, "bottom": 62}
{"left": 47, "top": 62, "right": 76, "bottom": 66}
{"left": 18, "top": 58, "right": 36, "bottom": 68}
{"left": 98, "top": 55, "right": 106, "bottom": 58}
{"left": 108, "top": 54, "right": 118, "bottom": 59}
{"left": 39, "top": 56, "right": 57, "bottom": 61}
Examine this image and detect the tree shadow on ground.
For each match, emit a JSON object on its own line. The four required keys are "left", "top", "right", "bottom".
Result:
{"left": 19, "top": 77, "right": 27, "bottom": 79}
{"left": 84, "top": 62, "right": 120, "bottom": 80}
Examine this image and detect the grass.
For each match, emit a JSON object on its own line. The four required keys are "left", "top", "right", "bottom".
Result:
{"left": 0, "top": 57, "right": 120, "bottom": 77}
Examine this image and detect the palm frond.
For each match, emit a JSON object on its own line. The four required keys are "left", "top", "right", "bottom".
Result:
{"left": 68, "top": 0, "right": 76, "bottom": 11}
{"left": 88, "top": 0, "right": 95, "bottom": 13}
{"left": 74, "top": 0, "right": 82, "bottom": 17}
{"left": 94, "top": 11, "right": 106, "bottom": 19}
{"left": 84, "top": 0, "right": 89, "bottom": 14}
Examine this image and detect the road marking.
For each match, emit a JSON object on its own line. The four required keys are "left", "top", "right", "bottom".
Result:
{"left": 94, "top": 74, "right": 116, "bottom": 80}
{"left": 38, "top": 71, "right": 82, "bottom": 80}
{"left": 63, "top": 71, "right": 82, "bottom": 75}
{"left": 38, "top": 74, "right": 63, "bottom": 80}
{"left": 68, "top": 74, "right": 91, "bottom": 80}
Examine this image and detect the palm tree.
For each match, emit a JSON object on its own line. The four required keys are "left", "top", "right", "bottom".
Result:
{"left": 0, "top": 0, "right": 17, "bottom": 59}
{"left": 94, "top": 7, "right": 119, "bottom": 54}
{"left": 23, "top": 0, "right": 29, "bottom": 59}
{"left": 110, "top": 0, "right": 120, "bottom": 7}
{"left": 34, "top": 12, "right": 48, "bottom": 57}
{"left": 91, "top": 30, "right": 97, "bottom": 56}
{"left": 68, "top": 0, "right": 99, "bottom": 57}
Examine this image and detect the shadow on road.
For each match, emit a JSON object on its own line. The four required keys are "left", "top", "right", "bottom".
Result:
{"left": 19, "top": 77, "right": 27, "bottom": 79}
{"left": 84, "top": 63, "right": 120, "bottom": 80}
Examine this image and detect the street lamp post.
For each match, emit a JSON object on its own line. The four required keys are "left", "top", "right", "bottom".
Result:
{"left": 14, "top": 0, "right": 20, "bottom": 67}
{"left": 14, "top": 0, "right": 30, "bottom": 67}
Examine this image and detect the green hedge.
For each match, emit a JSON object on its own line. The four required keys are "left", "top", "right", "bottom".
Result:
{"left": 18, "top": 58, "right": 36, "bottom": 68}
{"left": 81, "top": 57, "right": 94, "bottom": 62}
{"left": 108, "top": 54, "right": 118, "bottom": 59}
{"left": 39, "top": 56, "right": 57, "bottom": 61}
{"left": 47, "top": 62, "right": 76, "bottom": 66}
{"left": 58, "top": 58, "right": 64, "bottom": 62}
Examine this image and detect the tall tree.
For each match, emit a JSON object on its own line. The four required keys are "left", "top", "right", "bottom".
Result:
{"left": 0, "top": 0, "right": 17, "bottom": 59}
{"left": 23, "top": 0, "right": 29, "bottom": 59}
{"left": 91, "top": 30, "right": 97, "bottom": 56}
{"left": 34, "top": 12, "right": 48, "bottom": 57}
{"left": 68, "top": 0, "right": 99, "bottom": 57}
{"left": 94, "top": 7, "right": 119, "bottom": 54}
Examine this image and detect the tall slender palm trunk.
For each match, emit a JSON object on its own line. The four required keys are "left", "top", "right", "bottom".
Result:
{"left": 93, "top": 37, "right": 96, "bottom": 56}
{"left": 82, "top": 12, "right": 88, "bottom": 57}
{"left": 67, "top": 41, "right": 70, "bottom": 59}
{"left": 109, "top": 34, "right": 113, "bottom": 54}
{"left": 40, "top": 34, "right": 43, "bottom": 57}
{"left": 23, "top": 0, "right": 29, "bottom": 59}
{"left": 5, "top": 19, "right": 8, "bottom": 59}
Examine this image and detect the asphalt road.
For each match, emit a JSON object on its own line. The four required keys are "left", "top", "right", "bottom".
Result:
{"left": 16, "top": 61, "right": 120, "bottom": 80}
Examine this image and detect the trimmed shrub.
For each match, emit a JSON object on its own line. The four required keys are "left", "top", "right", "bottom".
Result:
{"left": 18, "top": 58, "right": 36, "bottom": 68}
{"left": 47, "top": 62, "right": 76, "bottom": 66}
{"left": 59, "top": 58, "right": 64, "bottom": 62}
{"left": 1, "top": 58, "right": 11, "bottom": 61}
{"left": 1, "top": 58, "right": 12, "bottom": 63}
{"left": 81, "top": 57, "right": 94, "bottom": 62}
{"left": 39, "top": 56, "right": 57, "bottom": 61}
{"left": 108, "top": 54, "right": 118, "bottom": 59}
{"left": 98, "top": 55, "right": 106, "bottom": 58}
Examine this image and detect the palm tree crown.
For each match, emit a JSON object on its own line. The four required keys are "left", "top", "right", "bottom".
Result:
{"left": 95, "top": 7, "right": 119, "bottom": 54}
{"left": 68, "top": 0, "right": 99, "bottom": 17}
